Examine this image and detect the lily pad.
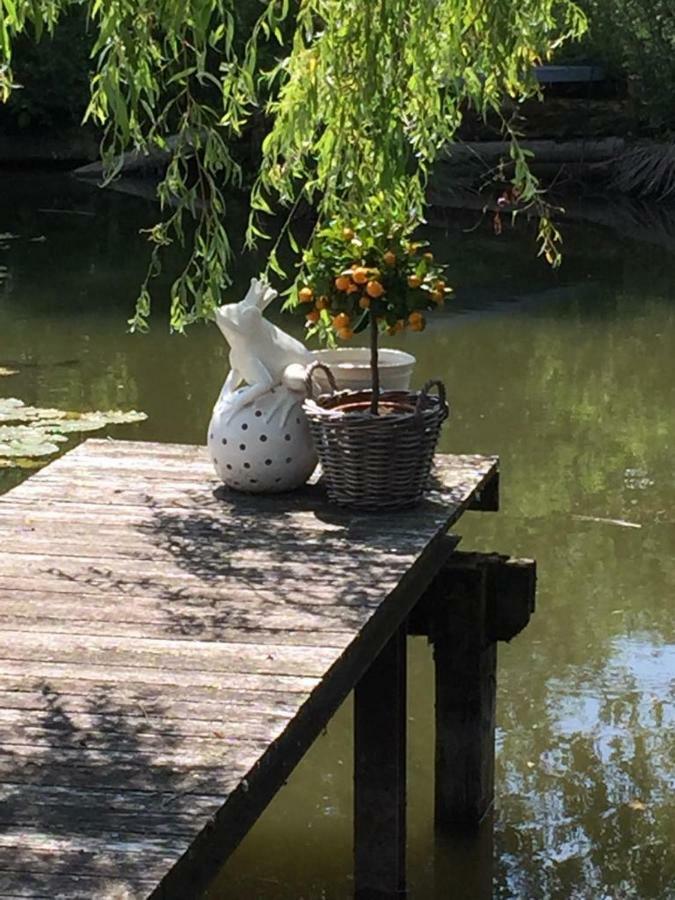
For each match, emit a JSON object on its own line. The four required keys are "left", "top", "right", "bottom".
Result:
{"left": 38, "top": 410, "right": 148, "bottom": 433}
{"left": 0, "top": 399, "right": 147, "bottom": 467}
{"left": 0, "top": 458, "right": 44, "bottom": 469}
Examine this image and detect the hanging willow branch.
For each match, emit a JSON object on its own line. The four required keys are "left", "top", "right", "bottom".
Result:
{"left": 0, "top": 0, "right": 586, "bottom": 331}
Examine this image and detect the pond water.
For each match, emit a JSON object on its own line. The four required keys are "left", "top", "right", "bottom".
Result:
{"left": 1, "top": 173, "right": 673, "bottom": 899}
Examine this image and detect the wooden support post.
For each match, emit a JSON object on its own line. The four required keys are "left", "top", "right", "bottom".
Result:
{"left": 433, "top": 811, "right": 494, "bottom": 899}
{"left": 415, "top": 552, "right": 536, "bottom": 831}
{"left": 354, "top": 624, "right": 407, "bottom": 898}
{"left": 431, "top": 563, "right": 496, "bottom": 830}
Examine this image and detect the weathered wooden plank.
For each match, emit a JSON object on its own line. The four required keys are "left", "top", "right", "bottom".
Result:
{"left": 0, "top": 830, "right": 182, "bottom": 877}
{"left": 0, "top": 552, "right": 405, "bottom": 598}
{"left": 0, "top": 614, "right": 359, "bottom": 647}
{"left": 0, "top": 573, "right": 383, "bottom": 609}
{"left": 0, "top": 705, "right": 296, "bottom": 744}
{"left": 0, "top": 866, "right": 155, "bottom": 899}
{"left": 0, "top": 688, "right": 304, "bottom": 725}
{"left": 0, "top": 783, "right": 226, "bottom": 838}
{"left": 0, "top": 738, "right": 271, "bottom": 779}
{"left": 0, "top": 631, "right": 341, "bottom": 678}
{"left": 0, "top": 659, "right": 320, "bottom": 693}
{"left": 0, "top": 751, "right": 260, "bottom": 794}
{"left": 0, "top": 675, "right": 312, "bottom": 709}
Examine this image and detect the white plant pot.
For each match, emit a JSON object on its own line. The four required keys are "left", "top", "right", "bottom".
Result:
{"left": 311, "top": 348, "right": 416, "bottom": 393}
{"left": 208, "top": 386, "right": 317, "bottom": 493}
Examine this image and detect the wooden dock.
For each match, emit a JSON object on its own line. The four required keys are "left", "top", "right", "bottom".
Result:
{"left": 0, "top": 439, "right": 531, "bottom": 898}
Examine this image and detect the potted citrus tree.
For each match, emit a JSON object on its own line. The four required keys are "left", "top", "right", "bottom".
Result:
{"left": 290, "top": 212, "right": 452, "bottom": 508}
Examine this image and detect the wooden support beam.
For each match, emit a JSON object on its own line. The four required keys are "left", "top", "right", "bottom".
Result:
{"left": 408, "top": 552, "right": 536, "bottom": 641}
{"left": 354, "top": 625, "right": 407, "bottom": 898}
{"left": 407, "top": 551, "right": 536, "bottom": 831}
{"left": 485, "top": 556, "right": 536, "bottom": 643}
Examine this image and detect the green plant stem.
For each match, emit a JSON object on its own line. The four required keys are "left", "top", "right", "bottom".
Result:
{"left": 370, "top": 312, "right": 379, "bottom": 416}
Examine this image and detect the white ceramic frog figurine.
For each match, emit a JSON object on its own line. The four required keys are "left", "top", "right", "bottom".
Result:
{"left": 214, "top": 277, "right": 313, "bottom": 426}
{"left": 208, "top": 277, "right": 318, "bottom": 493}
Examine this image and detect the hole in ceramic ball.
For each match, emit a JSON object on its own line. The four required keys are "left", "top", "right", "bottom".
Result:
{"left": 275, "top": 477, "right": 282, "bottom": 483}
{"left": 226, "top": 464, "right": 232, "bottom": 470}
{"left": 250, "top": 478, "right": 257, "bottom": 484}
{"left": 284, "top": 434, "right": 291, "bottom": 441}
{"left": 239, "top": 444, "right": 246, "bottom": 451}
{"left": 259, "top": 435, "right": 267, "bottom": 442}
{"left": 286, "top": 457, "right": 292, "bottom": 464}
{"left": 213, "top": 458, "right": 218, "bottom": 466}
{"left": 265, "top": 459, "right": 272, "bottom": 466}
{"left": 255, "top": 410, "right": 262, "bottom": 418}
{"left": 241, "top": 423, "right": 248, "bottom": 430}
{"left": 209, "top": 433, "right": 214, "bottom": 440}
{"left": 243, "top": 462, "right": 251, "bottom": 470}
{"left": 221, "top": 438, "right": 227, "bottom": 445}
{"left": 296, "top": 418, "right": 301, "bottom": 425}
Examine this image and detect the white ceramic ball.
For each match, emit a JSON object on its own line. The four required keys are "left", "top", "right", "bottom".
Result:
{"left": 207, "top": 386, "right": 318, "bottom": 493}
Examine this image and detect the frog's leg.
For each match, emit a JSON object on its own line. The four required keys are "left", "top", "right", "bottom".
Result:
{"left": 216, "top": 367, "right": 241, "bottom": 405}
{"left": 267, "top": 363, "right": 310, "bottom": 427}
{"left": 221, "top": 361, "right": 275, "bottom": 423}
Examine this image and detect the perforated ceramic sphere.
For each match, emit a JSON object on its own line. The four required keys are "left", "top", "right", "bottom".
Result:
{"left": 208, "top": 387, "right": 318, "bottom": 493}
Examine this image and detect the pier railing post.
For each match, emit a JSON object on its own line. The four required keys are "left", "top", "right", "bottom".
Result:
{"left": 354, "top": 623, "right": 407, "bottom": 898}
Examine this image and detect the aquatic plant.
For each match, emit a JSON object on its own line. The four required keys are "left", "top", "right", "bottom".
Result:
{"left": 0, "top": 397, "right": 147, "bottom": 467}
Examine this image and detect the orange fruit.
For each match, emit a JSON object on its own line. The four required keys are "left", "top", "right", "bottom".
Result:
{"left": 346, "top": 282, "right": 359, "bottom": 294}
{"left": 435, "top": 279, "right": 446, "bottom": 292}
{"left": 408, "top": 311, "right": 425, "bottom": 331}
{"left": 383, "top": 251, "right": 396, "bottom": 267}
{"left": 299, "top": 286, "right": 314, "bottom": 303}
{"left": 335, "top": 275, "right": 351, "bottom": 292}
{"left": 333, "top": 312, "right": 351, "bottom": 329}
{"left": 306, "top": 309, "right": 320, "bottom": 323}
{"left": 407, "top": 275, "right": 422, "bottom": 289}
{"left": 431, "top": 289, "right": 444, "bottom": 303}
{"left": 387, "top": 325, "right": 397, "bottom": 336}
{"left": 366, "top": 280, "right": 385, "bottom": 298}
{"left": 315, "top": 295, "right": 329, "bottom": 310}
{"left": 352, "top": 266, "right": 369, "bottom": 285}
{"left": 396, "top": 319, "right": 406, "bottom": 332}
{"left": 342, "top": 227, "right": 355, "bottom": 241}
{"left": 359, "top": 296, "right": 371, "bottom": 310}
{"left": 423, "top": 252, "right": 434, "bottom": 262}
{"left": 337, "top": 327, "right": 354, "bottom": 340}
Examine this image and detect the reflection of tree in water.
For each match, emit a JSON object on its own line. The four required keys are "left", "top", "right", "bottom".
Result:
{"left": 494, "top": 637, "right": 674, "bottom": 899}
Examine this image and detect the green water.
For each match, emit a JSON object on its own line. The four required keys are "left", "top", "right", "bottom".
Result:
{"left": 1, "top": 173, "right": 673, "bottom": 899}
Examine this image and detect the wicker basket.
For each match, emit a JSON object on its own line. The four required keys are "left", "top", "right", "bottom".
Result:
{"left": 303, "top": 361, "right": 449, "bottom": 510}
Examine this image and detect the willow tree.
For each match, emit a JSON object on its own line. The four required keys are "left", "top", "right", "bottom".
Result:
{"left": 0, "top": 0, "right": 585, "bottom": 330}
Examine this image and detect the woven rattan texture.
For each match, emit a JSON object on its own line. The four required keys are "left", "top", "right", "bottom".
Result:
{"left": 304, "top": 385, "right": 448, "bottom": 510}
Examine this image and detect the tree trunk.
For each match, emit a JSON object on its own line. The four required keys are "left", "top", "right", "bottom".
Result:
{"left": 370, "top": 313, "right": 380, "bottom": 416}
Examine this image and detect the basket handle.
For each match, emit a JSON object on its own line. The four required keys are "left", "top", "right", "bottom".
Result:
{"left": 305, "top": 360, "right": 338, "bottom": 399}
{"left": 416, "top": 379, "right": 449, "bottom": 422}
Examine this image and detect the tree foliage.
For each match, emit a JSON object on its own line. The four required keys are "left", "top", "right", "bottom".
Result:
{"left": 0, "top": 0, "right": 586, "bottom": 330}
{"left": 573, "top": 0, "right": 675, "bottom": 132}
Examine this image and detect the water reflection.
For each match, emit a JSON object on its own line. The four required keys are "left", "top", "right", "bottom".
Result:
{"left": 1, "top": 173, "right": 674, "bottom": 898}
